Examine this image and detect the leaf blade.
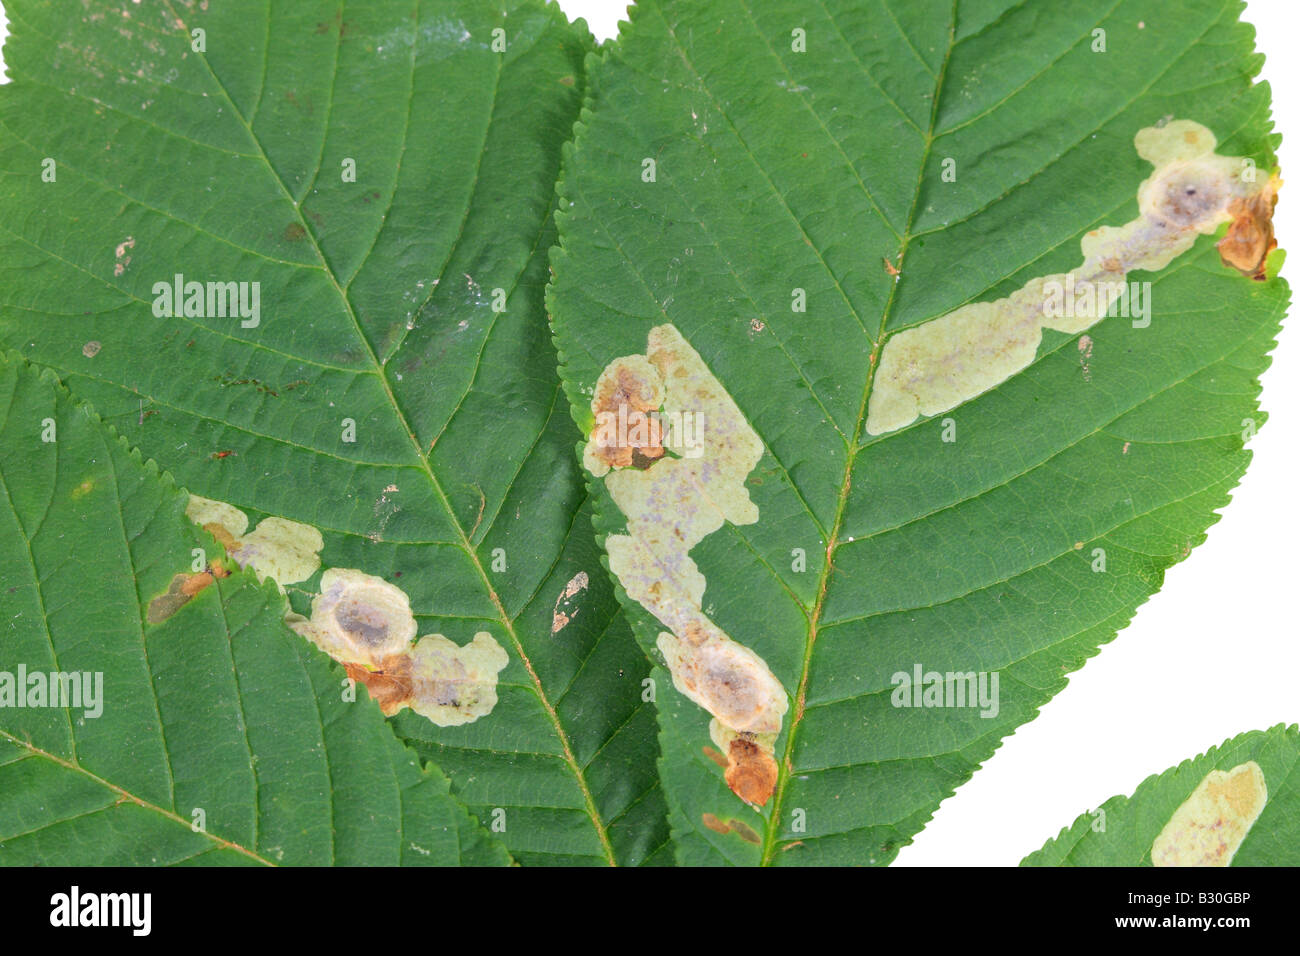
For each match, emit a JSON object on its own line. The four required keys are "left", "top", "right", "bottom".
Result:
{"left": 549, "top": 0, "right": 1288, "bottom": 865}
{"left": 0, "top": 0, "right": 666, "bottom": 865}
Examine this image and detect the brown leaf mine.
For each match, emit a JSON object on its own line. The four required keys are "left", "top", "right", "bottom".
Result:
{"left": 1151, "top": 761, "right": 1267, "bottom": 867}
{"left": 290, "top": 568, "right": 508, "bottom": 726}
{"left": 147, "top": 573, "right": 205, "bottom": 623}
{"left": 583, "top": 354, "right": 665, "bottom": 473}
{"left": 867, "top": 119, "right": 1282, "bottom": 435}
{"left": 701, "top": 812, "right": 761, "bottom": 844}
{"left": 145, "top": 562, "right": 231, "bottom": 623}
{"left": 583, "top": 325, "right": 787, "bottom": 805}
{"left": 712, "top": 722, "right": 780, "bottom": 808}
{"left": 701, "top": 812, "right": 730, "bottom": 835}
{"left": 1217, "top": 175, "right": 1281, "bottom": 280}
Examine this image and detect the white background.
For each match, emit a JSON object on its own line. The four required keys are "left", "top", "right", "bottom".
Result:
{"left": 2, "top": 0, "right": 1295, "bottom": 866}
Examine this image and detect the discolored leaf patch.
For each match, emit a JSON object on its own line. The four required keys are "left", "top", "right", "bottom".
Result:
{"left": 290, "top": 569, "right": 508, "bottom": 727}
{"left": 581, "top": 324, "right": 787, "bottom": 805}
{"left": 867, "top": 120, "right": 1282, "bottom": 435}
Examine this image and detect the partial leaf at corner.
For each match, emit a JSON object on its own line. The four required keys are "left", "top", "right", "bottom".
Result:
{"left": 1023, "top": 725, "right": 1300, "bottom": 866}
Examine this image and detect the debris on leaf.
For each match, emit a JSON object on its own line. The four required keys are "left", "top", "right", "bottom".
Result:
{"left": 551, "top": 571, "right": 589, "bottom": 633}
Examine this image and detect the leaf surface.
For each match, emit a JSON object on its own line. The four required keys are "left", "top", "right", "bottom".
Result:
{"left": 549, "top": 0, "right": 1288, "bottom": 865}
{"left": 0, "top": 0, "right": 666, "bottom": 865}
{"left": 0, "top": 356, "right": 508, "bottom": 866}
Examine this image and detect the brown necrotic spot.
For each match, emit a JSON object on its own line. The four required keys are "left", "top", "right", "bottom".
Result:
{"left": 724, "top": 736, "right": 780, "bottom": 807}
{"left": 344, "top": 656, "right": 414, "bottom": 714}
{"left": 700, "top": 812, "right": 762, "bottom": 844}
{"left": 1217, "top": 175, "right": 1281, "bottom": 280}
{"left": 584, "top": 355, "right": 666, "bottom": 474}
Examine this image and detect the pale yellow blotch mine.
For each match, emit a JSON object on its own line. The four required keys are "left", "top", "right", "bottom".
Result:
{"left": 291, "top": 568, "right": 418, "bottom": 665}
{"left": 289, "top": 567, "right": 508, "bottom": 727}
{"left": 866, "top": 119, "right": 1278, "bottom": 435}
{"left": 582, "top": 324, "right": 787, "bottom": 804}
{"left": 184, "top": 494, "right": 322, "bottom": 588}
{"left": 405, "top": 632, "right": 509, "bottom": 727}
{"left": 660, "top": 630, "right": 784, "bottom": 735}
{"left": 1151, "top": 761, "right": 1267, "bottom": 867}
{"left": 228, "top": 517, "right": 323, "bottom": 588}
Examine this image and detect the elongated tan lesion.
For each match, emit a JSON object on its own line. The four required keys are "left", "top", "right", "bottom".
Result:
{"left": 867, "top": 119, "right": 1282, "bottom": 436}
{"left": 582, "top": 325, "right": 788, "bottom": 805}
{"left": 1151, "top": 760, "right": 1267, "bottom": 867}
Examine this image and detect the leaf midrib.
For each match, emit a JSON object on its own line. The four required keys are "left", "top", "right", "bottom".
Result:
{"left": 759, "top": 0, "right": 959, "bottom": 867}
{"left": 0, "top": 729, "right": 275, "bottom": 866}
{"left": 157, "top": 0, "right": 617, "bottom": 865}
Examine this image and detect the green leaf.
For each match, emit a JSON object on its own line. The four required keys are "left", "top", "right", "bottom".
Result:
{"left": 549, "top": 0, "right": 1288, "bottom": 865}
{"left": 0, "top": 0, "right": 666, "bottom": 865}
{"left": 1023, "top": 724, "right": 1300, "bottom": 866}
{"left": 0, "top": 355, "right": 508, "bottom": 866}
